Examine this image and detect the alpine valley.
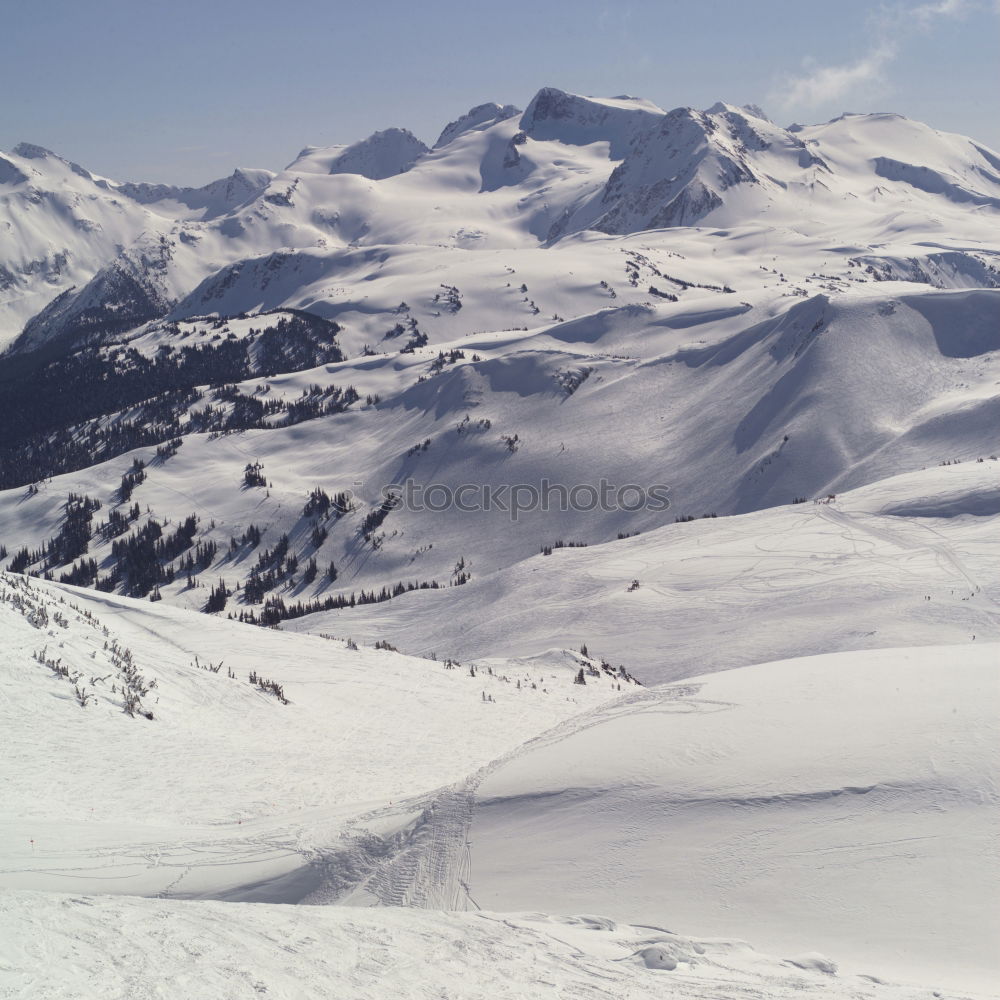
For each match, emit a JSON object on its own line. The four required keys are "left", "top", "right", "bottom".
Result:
{"left": 0, "top": 88, "right": 997, "bottom": 999}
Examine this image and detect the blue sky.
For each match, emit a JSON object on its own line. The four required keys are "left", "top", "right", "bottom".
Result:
{"left": 2, "top": 0, "right": 997, "bottom": 185}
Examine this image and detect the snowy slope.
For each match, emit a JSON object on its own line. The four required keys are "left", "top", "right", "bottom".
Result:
{"left": 282, "top": 463, "right": 999, "bottom": 680}
{"left": 2, "top": 87, "right": 999, "bottom": 999}
{"left": 3, "top": 892, "right": 986, "bottom": 1000}
{"left": 465, "top": 644, "right": 1000, "bottom": 994}
{"left": 2, "top": 569, "right": 995, "bottom": 995}
{"left": 1, "top": 567, "right": 994, "bottom": 995}
{"left": 0, "top": 571, "right": 629, "bottom": 901}
{"left": 2, "top": 285, "right": 998, "bottom": 632}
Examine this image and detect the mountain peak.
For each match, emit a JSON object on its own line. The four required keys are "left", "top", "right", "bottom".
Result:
{"left": 12, "top": 142, "right": 57, "bottom": 160}
{"left": 704, "top": 101, "right": 772, "bottom": 123}
{"left": 11, "top": 142, "right": 96, "bottom": 181}
{"left": 520, "top": 87, "right": 664, "bottom": 158}
{"left": 741, "top": 103, "right": 773, "bottom": 123}
{"left": 112, "top": 166, "right": 274, "bottom": 219}
{"left": 434, "top": 103, "right": 521, "bottom": 149}
{"left": 290, "top": 128, "right": 430, "bottom": 180}
{"left": 330, "top": 128, "right": 429, "bottom": 179}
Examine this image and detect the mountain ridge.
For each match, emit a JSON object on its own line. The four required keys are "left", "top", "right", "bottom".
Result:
{"left": 0, "top": 86, "right": 997, "bottom": 630}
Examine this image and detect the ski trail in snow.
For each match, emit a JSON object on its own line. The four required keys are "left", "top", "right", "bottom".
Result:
{"left": 303, "top": 682, "right": 716, "bottom": 911}
{"left": 817, "top": 505, "right": 996, "bottom": 609}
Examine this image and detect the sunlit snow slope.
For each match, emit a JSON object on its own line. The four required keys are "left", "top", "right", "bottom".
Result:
{"left": 7, "top": 895, "right": 982, "bottom": 1000}
{"left": 288, "top": 463, "right": 1000, "bottom": 681}
{"left": 467, "top": 644, "right": 1000, "bottom": 995}
{"left": 0, "top": 572, "right": 621, "bottom": 902}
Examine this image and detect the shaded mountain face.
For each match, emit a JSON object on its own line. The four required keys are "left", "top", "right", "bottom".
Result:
{"left": 587, "top": 104, "right": 817, "bottom": 233}
{"left": 288, "top": 128, "right": 430, "bottom": 179}
{"left": 11, "top": 234, "right": 178, "bottom": 354}
{"left": 519, "top": 87, "right": 665, "bottom": 157}
{"left": 434, "top": 103, "right": 521, "bottom": 149}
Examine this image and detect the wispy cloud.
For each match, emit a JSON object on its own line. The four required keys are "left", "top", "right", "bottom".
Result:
{"left": 911, "top": 0, "right": 967, "bottom": 21}
{"left": 779, "top": 42, "right": 897, "bottom": 109}
{"left": 773, "top": 0, "right": 975, "bottom": 115}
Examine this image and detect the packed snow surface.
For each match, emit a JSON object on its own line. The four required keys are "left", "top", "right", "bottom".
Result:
{"left": 0, "top": 573, "right": 619, "bottom": 903}
{"left": 1, "top": 562, "right": 996, "bottom": 994}
{"left": 7, "top": 894, "right": 987, "bottom": 1000}
{"left": 468, "top": 644, "right": 1000, "bottom": 994}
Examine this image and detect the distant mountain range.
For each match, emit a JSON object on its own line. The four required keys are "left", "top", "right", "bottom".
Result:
{"left": 2, "top": 88, "right": 998, "bottom": 353}
{"left": 0, "top": 86, "right": 996, "bottom": 624}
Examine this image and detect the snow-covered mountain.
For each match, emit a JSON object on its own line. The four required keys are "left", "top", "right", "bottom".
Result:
{"left": 4, "top": 87, "right": 998, "bottom": 354}
{"left": 1, "top": 488, "right": 996, "bottom": 993}
{"left": 1, "top": 88, "right": 999, "bottom": 998}
{"left": 115, "top": 167, "right": 276, "bottom": 218}
{"left": 288, "top": 127, "right": 430, "bottom": 179}
{"left": 434, "top": 101, "right": 521, "bottom": 148}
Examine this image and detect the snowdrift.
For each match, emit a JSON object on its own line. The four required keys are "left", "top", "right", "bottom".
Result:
{"left": 467, "top": 644, "right": 1000, "bottom": 994}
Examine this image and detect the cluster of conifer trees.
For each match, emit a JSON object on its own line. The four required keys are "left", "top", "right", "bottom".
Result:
{"left": 0, "top": 310, "right": 344, "bottom": 488}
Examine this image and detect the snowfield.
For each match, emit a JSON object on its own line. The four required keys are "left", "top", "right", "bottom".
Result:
{"left": 0, "top": 573, "right": 625, "bottom": 903}
{"left": 288, "top": 463, "right": 1000, "bottom": 681}
{"left": 468, "top": 644, "right": 1000, "bottom": 995}
{"left": 1, "top": 293, "right": 997, "bottom": 635}
{"left": 5, "top": 893, "right": 993, "bottom": 1000}
{"left": 0, "top": 545, "right": 996, "bottom": 994}
{"left": 2, "top": 86, "right": 999, "bottom": 998}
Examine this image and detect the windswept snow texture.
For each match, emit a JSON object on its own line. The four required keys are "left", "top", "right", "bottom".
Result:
{"left": 466, "top": 644, "right": 1000, "bottom": 995}
{"left": 2, "top": 567, "right": 996, "bottom": 995}
{"left": 0, "top": 573, "right": 620, "bottom": 904}
{"left": 7, "top": 895, "right": 993, "bottom": 1000}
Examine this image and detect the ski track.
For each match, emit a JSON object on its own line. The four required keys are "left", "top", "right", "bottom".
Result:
{"left": 304, "top": 682, "right": 705, "bottom": 911}
{"left": 818, "top": 504, "right": 993, "bottom": 607}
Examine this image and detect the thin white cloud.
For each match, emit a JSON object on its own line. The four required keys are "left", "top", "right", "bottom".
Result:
{"left": 773, "top": 0, "right": 975, "bottom": 114}
{"left": 907, "top": 0, "right": 969, "bottom": 26}
{"left": 915, "top": 0, "right": 966, "bottom": 16}
{"left": 780, "top": 42, "right": 897, "bottom": 108}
